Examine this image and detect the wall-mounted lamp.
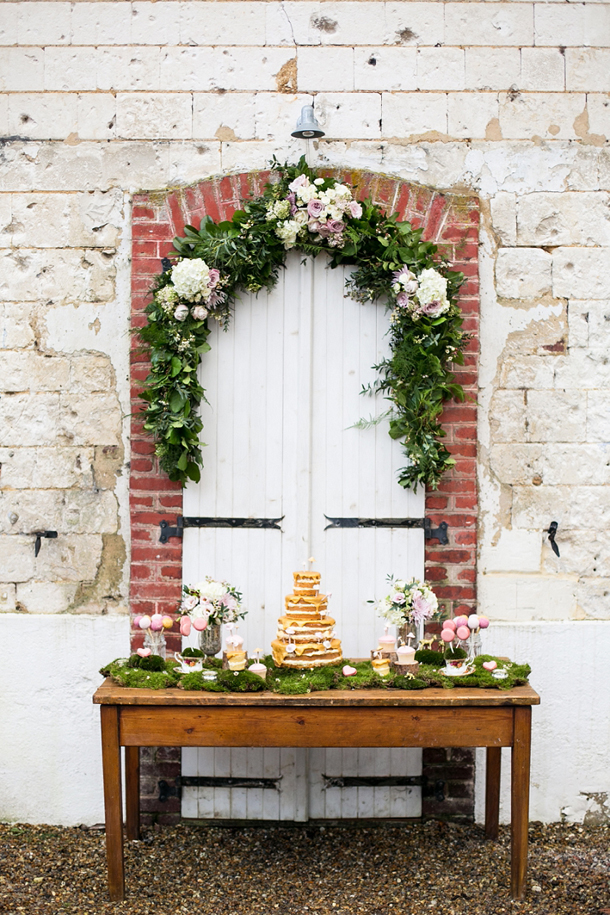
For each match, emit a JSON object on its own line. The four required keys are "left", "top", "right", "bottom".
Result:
{"left": 291, "top": 105, "right": 325, "bottom": 139}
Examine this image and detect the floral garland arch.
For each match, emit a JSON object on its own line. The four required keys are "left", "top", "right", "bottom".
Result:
{"left": 138, "top": 158, "right": 467, "bottom": 491}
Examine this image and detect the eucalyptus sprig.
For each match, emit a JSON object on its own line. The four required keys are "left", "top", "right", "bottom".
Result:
{"left": 137, "top": 158, "right": 466, "bottom": 489}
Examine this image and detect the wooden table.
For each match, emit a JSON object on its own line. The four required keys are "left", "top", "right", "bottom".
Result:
{"left": 93, "top": 680, "right": 539, "bottom": 902}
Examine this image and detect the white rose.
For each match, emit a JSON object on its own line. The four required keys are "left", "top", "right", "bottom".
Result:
{"left": 174, "top": 304, "right": 189, "bottom": 321}
{"left": 394, "top": 580, "right": 406, "bottom": 589}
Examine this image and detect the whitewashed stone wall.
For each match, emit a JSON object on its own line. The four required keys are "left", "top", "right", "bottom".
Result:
{"left": 1, "top": 0, "right": 609, "bottom": 824}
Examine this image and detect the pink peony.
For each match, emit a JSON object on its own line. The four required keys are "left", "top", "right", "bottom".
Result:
{"left": 288, "top": 174, "right": 309, "bottom": 191}
{"left": 208, "top": 268, "right": 220, "bottom": 287}
{"left": 348, "top": 200, "right": 363, "bottom": 219}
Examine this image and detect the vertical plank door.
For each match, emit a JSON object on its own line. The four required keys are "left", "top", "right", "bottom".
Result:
{"left": 181, "top": 253, "right": 424, "bottom": 820}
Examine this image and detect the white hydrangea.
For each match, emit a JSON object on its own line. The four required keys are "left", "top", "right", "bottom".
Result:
{"left": 266, "top": 199, "right": 292, "bottom": 220}
{"left": 197, "top": 579, "right": 226, "bottom": 601}
{"left": 171, "top": 258, "right": 212, "bottom": 302}
{"left": 276, "top": 219, "right": 300, "bottom": 248}
{"left": 415, "top": 268, "right": 449, "bottom": 311}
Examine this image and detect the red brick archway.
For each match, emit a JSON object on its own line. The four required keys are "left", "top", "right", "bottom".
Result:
{"left": 129, "top": 170, "right": 480, "bottom": 823}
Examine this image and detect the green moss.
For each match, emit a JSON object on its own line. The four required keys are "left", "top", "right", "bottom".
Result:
{"left": 414, "top": 649, "right": 445, "bottom": 666}
{"left": 180, "top": 672, "right": 229, "bottom": 692}
{"left": 182, "top": 647, "right": 204, "bottom": 658}
{"left": 217, "top": 670, "right": 267, "bottom": 692}
{"left": 126, "top": 654, "right": 167, "bottom": 671}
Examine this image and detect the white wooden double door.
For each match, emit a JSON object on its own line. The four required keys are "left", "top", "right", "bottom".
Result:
{"left": 182, "top": 253, "right": 425, "bottom": 821}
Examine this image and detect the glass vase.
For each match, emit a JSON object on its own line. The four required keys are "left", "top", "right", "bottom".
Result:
{"left": 144, "top": 628, "right": 166, "bottom": 659}
{"left": 199, "top": 622, "right": 222, "bottom": 657}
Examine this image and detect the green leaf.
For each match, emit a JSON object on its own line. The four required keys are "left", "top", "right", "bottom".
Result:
{"left": 177, "top": 451, "right": 188, "bottom": 471}
{"left": 171, "top": 356, "right": 182, "bottom": 376}
{"left": 170, "top": 391, "right": 185, "bottom": 412}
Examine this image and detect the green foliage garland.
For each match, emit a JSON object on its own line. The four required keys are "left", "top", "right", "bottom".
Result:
{"left": 137, "top": 158, "right": 466, "bottom": 490}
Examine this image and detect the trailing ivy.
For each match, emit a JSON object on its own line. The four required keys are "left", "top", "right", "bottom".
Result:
{"left": 137, "top": 158, "right": 466, "bottom": 489}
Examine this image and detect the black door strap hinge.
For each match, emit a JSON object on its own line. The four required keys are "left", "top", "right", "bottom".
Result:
{"left": 159, "top": 516, "right": 285, "bottom": 542}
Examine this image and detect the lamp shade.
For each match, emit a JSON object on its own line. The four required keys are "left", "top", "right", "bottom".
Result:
{"left": 291, "top": 105, "right": 325, "bottom": 139}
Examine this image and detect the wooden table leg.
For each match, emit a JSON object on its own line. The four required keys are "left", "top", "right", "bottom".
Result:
{"left": 125, "top": 746, "right": 140, "bottom": 841}
{"left": 100, "top": 705, "right": 125, "bottom": 902}
{"left": 511, "top": 706, "right": 532, "bottom": 899}
{"left": 485, "top": 746, "right": 501, "bottom": 840}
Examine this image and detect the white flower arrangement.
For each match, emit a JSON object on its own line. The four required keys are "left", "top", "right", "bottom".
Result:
{"left": 392, "top": 266, "right": 450, "bottom": 322}
{"left": 375, "top": 576, "right": 438, "bottom": 628}
{"left": 180, "top": 577, "right": 245, "bottom": 627}
{"left": 154, "top": 257, "right": 226, "bottom": 324}
{"left": 266, "top": 173, "right": 363, "bottom": 250}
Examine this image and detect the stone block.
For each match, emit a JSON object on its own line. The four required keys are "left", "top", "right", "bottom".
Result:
{"left": 382, "top": 91, "right": 447, "bottom": 138}
{"left": 480, "top": 529, "right": 542, "bottom": 574}
{"left": 58, "top": 393, "right": 121, "bottom": 447}
{"left": 34, "top": 534, "right": 104, "bottom": 582}
{"left": 0, "top": 394, "right": 60, "bottom": 446}
{"left": 586, "top": 391, "right": 610, "bottom": 444}
{"left": 2, "top": 352, "right": 71, "bottom": 393}
{"left": 576, "top": 579, "right": 610, "bottom": 620}
{"left": 0, "top": 490, "right": 65, "bottom": 535}
{"left": 490, "top": 192, "right": 516, "bottom": 246}
{"left": 7, "top": 93, "right": 78, "bottom": 141}
{"left": 97, "top": 47, "right": 161, "bottom": 93}
{"left": 315, "top": 92, "right": 381, "bottom": 139}
{"left": 553, "top": 247, "right": 610, "bottom": 299}
{"left": 265, "top": 2, "right": 321, "bottom": 46}
{"left": 44, "top": 48, "right": 97, "bottom": 92}
{"left": 567, "top": 299, "right": 590, "bottom": 349}
{"left": 0, "top": 584, "right": 16, "bottom": 613}
{"left": 478, "top": 573, "right": 577, "bottom": 622}
{"left": 0, "top": 49, "right": 44, "bottom": 92}
{"left": 167, "top": 142, "right": 223, "bottom": 187}
{"left": 0, "top": 537, "right": 35, "bottom": 582}
{"left": 585, "top": 5, "right": 610, "bottom": 47}
{"left": 566, "top": 49, "right": 610, "bottom": 92}
{"left": 464, "top": 48, "right": 520, "bottom": 91}
{"left": 587, "top": 95, "right": 610, "bottom": 142}
{"left": 0, "top": 5, "right": 18, "bottom": 44}
{"left": 116, "top": 93, "right": 192, "bottom": 140}
{"left": 18, "top": 2, "right": 70, "bottom": 45}
{"left": 534, "top": 3, "right": 585, "bottom": 47}
{"left": 63, "top": 490, "right": 119, "bottom": 534}
{"left": 68, "top": 355, "right": 115, "bottom": 394}
{"left": 131, "top": 1, "right": 182, "bottom": 45}
{"left": 71, "top": 2, "right": 132, "bottom": 45}
{"left": 448, "top": 93, "right": 498, "bottom": 140}
{"left": 158, "top": 47, "right": 217, "bottom": 92}
{"left": 490, "top": 442, "right": 610, "bottom": 487}
{"left": 384, "top": 2, "right": 444, "bottom": 47}
{"left": 499, "top": 91, "right": 585, "bottom": 141}
{"left": 0, "top": 304, "right": 36, "bottom": 349}
{"left": 77, "top": 94, "right": 117, "bottom": 142}
{"left": 526, "top": 389, "right": 586, "bottom": 442}
{"left": 495, "top": 248, "right": 552, "bottom": 298}
{"left": 417, "top": 48, "right": 465, "bottom": 91}
{"left": 193, "top": 93, "right": 256, "bottom": 141}
{"left": 0, "top": 248, "right": 115, "bottom": 303}
{"left": 445, "top": 3, "right": 534, "bottom": 47}
{"left": 303, "top": 2, "right": 388, "bottom": 46}
{"left": 498, "top": 355, "right": 556, "bottom": 390}
{"left": 520, "top": 49, "right": 565, "bottom": 92}
{"left": 0, "top": 446, "right": 95, "bottom": 489}
{"left": 517, "top": 192, "right": 610, "bottom": 247}
{"left": 551, "top": 350, "right": 610, "bottom": 391}
{"left": 180, "top": 1, "right": 266, "bottom": 46}
{"left": 16, "top": 581, "right": 79, "bottom": 614}
{"left": 354, "top": 47, "right": 417, "bottom": 92}
{"left": 488, "top": 389, "right": 526, "bottom": 442}
{"left": 253, "top": 93, "right": 313, "bottom": 142}
{"left": 512, "top": 484, "right": 610, "bottom": 530}
{"left": 298, "top": 47, "right": 355, "bottom": 92}
{"left": 4, "top": 189, "right": 123, "bottom": 248}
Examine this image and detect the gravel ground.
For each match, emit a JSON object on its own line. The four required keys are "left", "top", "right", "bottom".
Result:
{"left": 1, "top": 820, "right": 608, "bottom": 915}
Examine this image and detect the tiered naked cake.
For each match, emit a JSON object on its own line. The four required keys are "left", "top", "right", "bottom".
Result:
{"left": 271, "top": 571, "right": 342, "bottom": 668}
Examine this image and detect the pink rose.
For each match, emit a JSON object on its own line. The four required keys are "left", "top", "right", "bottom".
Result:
{"left": 419, "top": 300, "right": 445, "bottom": 316}
{"left": 396, "top": 292, "right": 410, "bottom": 308}
{"left": 348, "top": 201, "right": 362, "bottom": 219}
{"left": 288, "top": 174, "right": 309, "bottom": 192}
{"left": 307, "top": 199, "right": 325, "bottom": 218}
{"left": 392, "top": 592, "right": 406, "bottom": 604}
{"left": 308, "top": 220, "right": 321, "bottom": 233}
{"left": 208, "top": 268, "right": 220, "bottom": 287}
{"left": 174, "top": 304, "right": 189, "bottom": 321}
{"left": 191, "top": 306, "right": 208, "bottom": 320}
{"left": 287, "top": 193, "right": 297, "bottom": 215}
{"left": 329, "top": 219, "right": 345, "bottom": 234}
{"left": 317, "top": 223, "right": 333, "bottom": 237}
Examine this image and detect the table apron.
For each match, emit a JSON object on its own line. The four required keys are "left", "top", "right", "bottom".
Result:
{"left": 118, "top": 705, "right": 515, "bottom": 748}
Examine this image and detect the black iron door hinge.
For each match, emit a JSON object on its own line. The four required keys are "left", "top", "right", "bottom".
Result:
{"left": 159, "top": 515, "right": 284, "bottom": 542}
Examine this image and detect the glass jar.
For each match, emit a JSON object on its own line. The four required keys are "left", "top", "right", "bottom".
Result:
{"left": 144, "top": 627, "right": 166, "bottom": 659}
{"left": 199, "top": 622, "right": 222, "bottom": 656}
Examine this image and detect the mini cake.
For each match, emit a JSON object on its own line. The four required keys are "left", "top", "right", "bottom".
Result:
{"left": 271, "top": 571, "right": 342, "bottom": 668}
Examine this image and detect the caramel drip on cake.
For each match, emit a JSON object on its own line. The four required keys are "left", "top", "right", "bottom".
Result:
{"left": 272, "top": 571, "right": 342, "bottom": 669}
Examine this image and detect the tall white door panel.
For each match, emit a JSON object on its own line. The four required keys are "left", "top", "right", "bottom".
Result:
{"left": 182, "top": 253, "right": 424, "bottom": 820}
